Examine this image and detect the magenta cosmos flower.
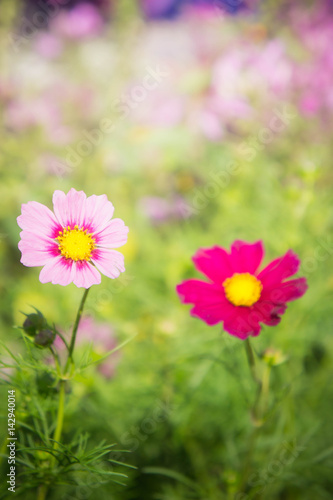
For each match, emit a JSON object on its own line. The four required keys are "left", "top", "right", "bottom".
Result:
{"left": 17, "top": 188, "right": 129, "bottom": 288}
{"left": 176, "top": 241, "right": 308, "bottom": 339}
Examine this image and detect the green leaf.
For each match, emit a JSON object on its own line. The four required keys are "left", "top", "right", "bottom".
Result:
{"left": 142, "top": 466, "right": 202, "bottom": 493}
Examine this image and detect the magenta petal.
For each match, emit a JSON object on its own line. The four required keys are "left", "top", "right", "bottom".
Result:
{"left": 94, "top": 218, "right": 129, "bottom": 248}
{"left": 52, "top": 188, "right": 87, "bottom": 228}
{"left": 17, "top": 201, "right": 61, "bottom": 239}
{"left": 91, "top": 249, "right": 125, "bottom": 279}
{"left": 230, "top": 240, "right": 264, "bottom": 274}
{"left": 251, "top": 300, "right": 287, "bottom": 327}
{"left": 192, "top": 246, "right": 234, "bottom": 284}
{"left": 223, "top": 307, "right": 262, "bottom": 339}
{"left": 39, "top": 256, "right": 76, "bottom": 286}
{"left": 261, "top": 278, "right": 308, "bottom": 303}
{"left": 177, "top": 279, "right": 224, "bottom": 304}
{"left": 176, "top": 279, "right": 235, "bottom": 325}
{"left": 258, "top": 250, "right": 301, "bottom": 286}
{"left": 260, "top": 303, "right": 287, "bottom": 326}
{"left": 72, "top": 261, "right": 101, "bottom": 288}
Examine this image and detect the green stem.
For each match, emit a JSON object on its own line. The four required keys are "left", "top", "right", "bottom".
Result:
{"left": 259, "top": 364, "right": 271, "bottom": 417}
{"left": 37, "top": 288, "right": 91, "bottom": 499}
{"left": 67, "top": 287, "right": 90, "bottom": 366}
{"left": 244, "top": 338, "right": 260, "bottom": 385}
{"left": 53, "top": 380, "right": 66, "bottom": 445}
{"left": 240, "top": 340, "right": 272, "bottom": 495}
{"left": 37, "top": 484, "right": 47, "bottom": 500}
{"left": 48, "top": 379, "right": 66, "bottom": 475}
{"left": 49, "top": 346, "right": 61, "bottom": 374}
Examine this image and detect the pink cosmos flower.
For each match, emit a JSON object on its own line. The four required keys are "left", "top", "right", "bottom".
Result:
{"left": 17, "top": 188, "right": 129, "bottom": 288}
{"left": 176, "top": 241, "right": 308, "bottom": 340}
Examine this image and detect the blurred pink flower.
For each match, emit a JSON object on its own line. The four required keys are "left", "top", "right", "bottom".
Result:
{"left": 131, "top": 90, "right": 184, "bottom": 128}
{"left": 34, "top": 32, "right": 63, "bottom": 59}
{"left": 5, "top": 97, "right": 61, "bottom": 135}
{"left": 289, "top": 1, "right": 333, "bottom": 117}
{"left": 54, "top": 316, "right": 120, "bottom": 379}
{"left": 52, "top": 3, "right": 104, "bottom": 40}
{"left": 139, "top": 195, "right": 191, "bottom": 223}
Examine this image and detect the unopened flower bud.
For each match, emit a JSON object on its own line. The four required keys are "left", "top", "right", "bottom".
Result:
{"left": 262, "top": 347, "right": 287, "bottom": 367}
{"left": 34, "top": 329, "right": 55, "bottom": 348}
{"left": 23, "top": 312, "right": 47, "bottom": 337}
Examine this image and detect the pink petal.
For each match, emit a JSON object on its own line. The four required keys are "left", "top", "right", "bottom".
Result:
{"left": 94, "top": 218, "right": 129, "bottom": 248}
{"left": 82, "top": 194, "right": 114, "bottom": 233}
{"left": 230, "top": 240, "right": 264, "bottom": 274}
{"left": 72, "top": 261, "right": 101, "bottom": 288}
{"left": 192, "top": 246, "right": 234, "bottom": 284}
{"left": 39, "top": 256, "right": 76, "bottom": 286}
{"left": 19, "top": 231, "right": 54, "bottom": 248}
{"left": 17, "top": 201, "right": 61, "bottom": 239}
{"left": 261, "top": 278, "right": 308, "bottom": 303}
{"left": 91, "top": 249, "right": 125, "bottom": 279}
{"left": 18, "top": 233, "right": 58, "bottom": 266}
{"left": 52, "top": 188, "right": 87, "bottom": 228}
{"left": 176, "top": 279, "right": 235, "bottom": 325}
{"left": 258, "top": 250, "right": 301, "bottom": 286}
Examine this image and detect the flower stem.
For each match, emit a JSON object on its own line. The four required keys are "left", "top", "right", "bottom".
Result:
{"left": 53, "top": 380, "right": 66, "bottom": 446}
{"left": 48, "top": 379, "right": 66, "bottom": 475}
{"left": 240, "top": 339, "right": 272, "bottom": 494}
{"left": 67, "top": 287, "right": 90, "bottom": 365}
{"left": 259, "top": 364, "right": 271, "bottom": 417}
{"left": 244, "top": 338, "right": 260, "bottom": 386}
{"left": 37, "top": 484, "right": 47, "bottom": 500}
{"left": 42, "top": 288, "right": 90, "bottom": 499}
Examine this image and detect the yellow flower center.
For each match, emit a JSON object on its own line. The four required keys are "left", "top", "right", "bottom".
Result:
{"left": 57, "top": 225, "right": 95, "bottom": 262}
{"left": 223, "top": 272, "right": 262, "bottom": 307}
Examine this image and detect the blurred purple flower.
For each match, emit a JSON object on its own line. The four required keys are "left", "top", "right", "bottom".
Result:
{"left": 141, "top": 0, "right": 257, "bottom": 19}
{"left": 141, "top": 0, "right": 181, "bottom": 19}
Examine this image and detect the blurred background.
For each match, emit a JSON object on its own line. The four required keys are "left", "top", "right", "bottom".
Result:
{"left": 0, "top": 0, "right": 333, "bottom": 498}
